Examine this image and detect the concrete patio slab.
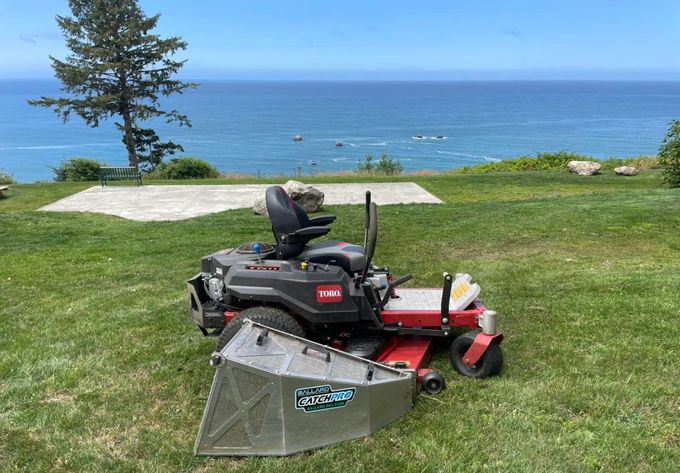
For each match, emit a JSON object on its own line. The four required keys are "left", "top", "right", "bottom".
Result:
{"left": 39, "top": 182, "right": 442, "bottom": 221}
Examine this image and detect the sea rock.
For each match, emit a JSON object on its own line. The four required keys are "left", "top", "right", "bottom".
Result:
{"left": 567, "top": 160, "right": 601, "bottom": 176}
{"left": 293, "top": 134, "right": 303, "bottom": 142}
{"left": 253, "top": 180, "right": 325, "bottom": 216}
{"left": 614, "top": 165, "right": 638, "bottom": 176}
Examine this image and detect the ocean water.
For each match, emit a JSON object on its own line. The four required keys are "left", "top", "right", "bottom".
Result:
{"left": 1, "top": 80, "right": 680, "bottom": 183}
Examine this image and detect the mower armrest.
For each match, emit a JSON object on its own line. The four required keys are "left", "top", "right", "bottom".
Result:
{"left": 285, "top": 225, "right": 330, "bottom": 242}
{"left": 308, "top": 215, "right": 336, "bottom": 226}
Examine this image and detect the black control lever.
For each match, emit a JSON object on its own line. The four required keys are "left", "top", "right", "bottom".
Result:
{"left": 363, "top": 191, "right": 371, "bottom": 250}
{"left": 375, "top": 273, "right": 413, "bottom": 309}
{"left": 440, "top": 272, "right": 453, "bottom": 327}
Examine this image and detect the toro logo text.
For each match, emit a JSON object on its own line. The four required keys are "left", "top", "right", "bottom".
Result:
{"left": 316, "top": 285, "right": 343, "bottom": 303}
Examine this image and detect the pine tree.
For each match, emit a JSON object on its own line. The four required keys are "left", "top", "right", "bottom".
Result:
{"left": 28, "top": 0, "right": 197, "bottom": 170}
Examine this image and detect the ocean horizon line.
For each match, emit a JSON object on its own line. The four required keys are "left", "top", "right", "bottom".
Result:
{"left": 4, "top": 77, "right": 680, "bottom": 84}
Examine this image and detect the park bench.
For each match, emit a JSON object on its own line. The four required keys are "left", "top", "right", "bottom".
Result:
{"left": 0, "top": 185, "right": 8, "bottom": 197}
{"left": 99, "top": 167, "right": 142, "bottom": 187}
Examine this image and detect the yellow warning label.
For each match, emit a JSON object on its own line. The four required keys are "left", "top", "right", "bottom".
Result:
{"left": 451, "top": 281, "right": 469, "bottom": 300}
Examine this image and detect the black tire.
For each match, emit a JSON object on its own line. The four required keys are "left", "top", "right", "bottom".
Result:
{"left": 449, "top": 330, "right": 503, "bottom": 379}
{"left": 420, "top": 371, "right": 446, "bottom": 395}
{"left": 216, "top": 306, "right": 306, "bottom": 351}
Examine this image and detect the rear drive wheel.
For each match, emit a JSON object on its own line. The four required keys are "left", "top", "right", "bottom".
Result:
{"left": 216, "top": 306, "right": 306, "bottom": 351}
{"left": 449, "top": 330, "right": 503, "bottom": 379}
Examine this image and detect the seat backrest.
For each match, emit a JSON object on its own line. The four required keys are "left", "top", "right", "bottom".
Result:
{"left": 265, "top": 186, "right": 309, "bottom": 259}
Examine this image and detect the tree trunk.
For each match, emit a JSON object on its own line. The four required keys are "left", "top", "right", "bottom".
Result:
{"left": 118, "top": 77, "right": 138, "bottom": 169}
{"left": 122, "top": 109, "right": 138, "bottom": 169}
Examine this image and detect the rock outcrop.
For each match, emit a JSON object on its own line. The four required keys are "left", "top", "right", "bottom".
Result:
{"left": 614, "top": 166, "right": 638, "bottom": 176}
{"left": 567, "top": 161, "right": 601, "bottom": 176}
{"left": 253, "top": 180, "right": 324, "bottom": 216}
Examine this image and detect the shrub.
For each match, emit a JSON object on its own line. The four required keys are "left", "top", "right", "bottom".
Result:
{"left": 600, "top": 155, "right": 659, "bottom": 171}
{"left": 628, "top": 156, "right": 660, "bottom": 171}
{"left": 152, "top": 157, "right": 220, "bottom": 179}
{"left": 52, "top": 158, "right": 103, "bottom": 181}
{"left": 658, "top": 120, "right": 680, "bottom": 187}
{"left": 0, "top": 169, "right": 15, "bottom": 184}
{"left": 357, "top": 153, "right": 403, "bottom": 176}
{"left": 455, "top": 151, "right": 586, "bottom": 174}
{"left": 454, "top": 152, "right": 659, "bottom": 175}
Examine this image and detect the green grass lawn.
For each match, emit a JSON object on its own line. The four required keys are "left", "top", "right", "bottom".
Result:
{"left": 1, "top": 171, "right": 679, "bottom": 472}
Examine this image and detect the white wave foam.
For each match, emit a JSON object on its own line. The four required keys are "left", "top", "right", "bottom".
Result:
{"left": 434, "top": 150, "right": 499, "bottom": 162}
{"left": 412, "top": 136, "right": 447, "bottom": 141}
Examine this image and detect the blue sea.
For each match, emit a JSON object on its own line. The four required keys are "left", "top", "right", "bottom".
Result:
{"left": 2, "top": 80, "right": 680, "bottom": 183}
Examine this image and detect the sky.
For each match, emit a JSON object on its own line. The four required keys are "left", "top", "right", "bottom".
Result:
{"left": 1, "top": 0, "right": 679, "bottom": 80}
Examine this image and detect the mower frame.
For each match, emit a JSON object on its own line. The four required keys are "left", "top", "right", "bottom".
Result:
{"left": 187, "top": 187, "right": 504, "bottom": 390}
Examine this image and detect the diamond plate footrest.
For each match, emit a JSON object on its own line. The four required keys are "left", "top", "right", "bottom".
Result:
{"left": 384, "top": 273, "right": 481, "bottom": 312}
{"left": 194, "top": 319, "right": 414, "bottom": 456}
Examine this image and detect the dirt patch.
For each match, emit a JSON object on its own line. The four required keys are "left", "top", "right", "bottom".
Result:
{"left": 43, "top": 391, "right": 75, "bottom": 404}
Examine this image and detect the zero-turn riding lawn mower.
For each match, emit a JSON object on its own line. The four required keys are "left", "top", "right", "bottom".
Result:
{"left": 187, "top": 185, "right": 504, "bottom": 455}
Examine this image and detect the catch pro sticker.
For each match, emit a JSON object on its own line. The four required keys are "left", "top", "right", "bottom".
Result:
{"left": 295, "top": 385, "right": 356, "bottom": 413}
{"left": 316, "top": 285, "right": 342, "bottom": 303}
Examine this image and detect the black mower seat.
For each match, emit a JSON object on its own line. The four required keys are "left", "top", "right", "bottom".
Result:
{"left": 298, "top": 241, "right": 366, "bottom": 273}
{"left": 266, "top": 186, "right": 330, "bottom": 259}
{"left": 266, "top": 185, "right": 365, "bottom": 273}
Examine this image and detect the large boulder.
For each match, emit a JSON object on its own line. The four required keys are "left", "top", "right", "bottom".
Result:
{"left": 614, "top": 165, "right": 638, "bottom": 176}
{"left": 567, "top": 160, "right": 601, "bottom": 176}
{"left": 252, "top": 197, "right": 268, "bottom": 216}
{"left": 253, "top": 180, "right": 324, "bottom": 216}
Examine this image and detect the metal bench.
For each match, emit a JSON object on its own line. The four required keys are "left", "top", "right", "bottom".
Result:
{"left": 0, "top": 185, "right": 8, "bottom": 197}
{"left": 99, "top": 167, "right": 142, "bottom": 187}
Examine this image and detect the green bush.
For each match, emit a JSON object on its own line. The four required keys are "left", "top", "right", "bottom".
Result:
{"left": 52, "top": 158, "right": 103, "bottom": 181}
{"left": 454, "top": 151, "right": 658, "bottom": 175}
{"left": 0, "top": 169, "right": 15, "bottom": 184}
{"left": 600, "top": 155, "right": 659, "bottom": 171}
{"left": 455, "top": 151, "right": 583, "bottom": 174}
{"left": 357, "top": 153, "right": 403, "bottom": 176}
{"left": 152, "top": 157, "right": 220, "bottom": 179}
{"left": 659, "top": 120, "right": 680, "bottom": 187}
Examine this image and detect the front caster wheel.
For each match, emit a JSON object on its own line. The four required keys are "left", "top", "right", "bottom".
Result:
{"left": 420, "top": 371, "right": 446, "bottom": 395}
{"left": 449, "top": 330, "right": 503, "bottom": 379}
